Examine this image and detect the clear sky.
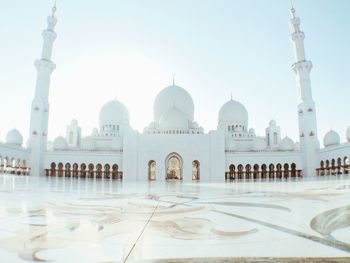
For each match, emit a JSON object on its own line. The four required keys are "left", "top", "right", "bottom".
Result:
{"left": 0, "top": 0, "right": 349, "bottom": 144}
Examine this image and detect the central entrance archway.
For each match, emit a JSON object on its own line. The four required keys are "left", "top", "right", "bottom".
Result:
{"left": 165, "top": 153, "right": 182, "bottom": 180}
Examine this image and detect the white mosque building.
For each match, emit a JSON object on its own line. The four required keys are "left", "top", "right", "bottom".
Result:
{"left": 0, "top": 5, "right": 349, "bottom": 181}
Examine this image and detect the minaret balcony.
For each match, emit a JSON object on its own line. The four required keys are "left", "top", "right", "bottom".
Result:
{"left": 35, "top": 59, "right": 56, "bottom": 73}
{"left": 292, "top": 60, "right": 312, "bottom": 74}
{"left": 291, "top": 31, "right": 305, "bottom": 41}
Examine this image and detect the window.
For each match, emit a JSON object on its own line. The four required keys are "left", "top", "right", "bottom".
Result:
{"left": 273, "top": 132, "right": 278, "bottom": 145}
{"left": 69, "top": 131, "right": 73, "bottom": 144}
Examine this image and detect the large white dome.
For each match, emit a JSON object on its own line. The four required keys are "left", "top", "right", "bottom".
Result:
{"left": 323, "top": 130, "right": 340, "bottom": 147}
{"left": 347, "top": 126, "right": 350, "bottom": 142}
{"left": 53, "top": 136, "right": 68, "bottom": 150}
{"left": 154, "top": 85, "right": 194, "bottom": 122}
{"left": 6, "top": 129, "right": 23, "bottom": 146}
{"left": 99, "top": 100, "right": 129, "bottom": 126}
{"left": 159, "top": 107, "right": 189, "bottom": 129}
{"left": 218, "top": 99, "right": 248, "bottom": 126}
{"left": 279, "top": 136, "right": 294, "bottom": 151}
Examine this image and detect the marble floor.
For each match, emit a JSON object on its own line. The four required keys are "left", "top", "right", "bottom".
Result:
{"left": 0, "top": 175, "right": 350, "bottom": 262}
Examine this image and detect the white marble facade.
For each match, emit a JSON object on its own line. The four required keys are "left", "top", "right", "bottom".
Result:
{"left": 0, "top": 5, "right": 349, "bottom": 181}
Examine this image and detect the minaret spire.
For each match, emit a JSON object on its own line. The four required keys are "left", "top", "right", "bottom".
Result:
{"left": 29, "top": 5, "right": 58, "bottom": 176}
{"left": 290, "top": 5, "right": 319, "bottom": 177}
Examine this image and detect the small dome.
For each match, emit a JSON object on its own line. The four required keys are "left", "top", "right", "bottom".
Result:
{"left": 347, "top": 126, "right": 350, "bottom": 142}
{"left": 218, "top": 99, "right": 248, "bottom": 126}
{"left": 252, "top": 137, "right": 267, "bottom": 151}
{"left": 269, "top": 120, "right": 276, "bottom": 126}
{"left": 81, "top": 136, "right": 96, "bottom": 150}
{"left": 279, "top": 136, "right": 294, "bottom": 151}
{"left": 6, "top": 129, "right": 23, "bottom": 146}
{"left": 159, "top": 107, "right": 189, "bottom": 129}
{"left": 53, "top": 136, "right": 68, "bottom": 150}
{"left": 323, "top": 130, "right": 340, "bottom": 147}
{"left": 99, "top": 100, "right": 129, "bottom": 127}
{"left": 154, "top": 84, "right": 194, "bottom": 122}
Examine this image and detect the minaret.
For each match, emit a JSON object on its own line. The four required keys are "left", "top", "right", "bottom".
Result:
{"left": 290, "top": 5, "right": 319, "bottom": 177}
{"left": 29, "top": 4, "right": 58, "bottom": 176}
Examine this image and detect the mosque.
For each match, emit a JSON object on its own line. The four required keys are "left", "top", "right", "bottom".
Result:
{"left": 0, "top": 5, "right": 349, "bottom": 181}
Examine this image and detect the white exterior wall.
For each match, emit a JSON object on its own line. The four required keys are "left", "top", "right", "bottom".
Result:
{"left": 123, "top": 130, "right": 224, "bottom": 182}
{"left": 0, "top": 144, "right": 30, "bottom": 164}
{"left": 317, "top": 143, "right": 350, "bottom": 163}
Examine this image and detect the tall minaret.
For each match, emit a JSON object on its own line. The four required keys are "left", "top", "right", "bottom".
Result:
{"left": 290, "top": 5, "right": 319, "bottom": 177}
{"left": 29, "top": 4, "right": 58, "bottom": 176}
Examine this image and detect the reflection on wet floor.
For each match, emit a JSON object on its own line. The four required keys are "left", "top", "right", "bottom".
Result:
{"left": 0, "top": 174, "right": 350, "bottom": 262}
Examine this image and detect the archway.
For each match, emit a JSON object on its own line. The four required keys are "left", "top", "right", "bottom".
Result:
{"left": 148, "top": 160, "right": 156, "bottom": 181}
{"left": 228, "top": 164, "right": 235, "bottom": 180}
{"left": 344, "top": 157, "right": 349, "bottom": 174}
{"left": 253, "top": 164, "right": 259, "bottom": 179}
{"left": 268, "top": 164, "right": 275, "bottom": 179}
{"left": 112, "top": 164, "right": 119, "bottom": 180}
{"left": 104, "top": 164, "right": 111, "bottom": 179}
{"left": 192, "top": 161, "right": 200, "bottom": 181}
{"left": 50, "top": 162, "right": 56, "bottom": 177}
{"left": 245, "top": 164, "right": 251, "bottom": 179}
{"left": 276, "top": 163, "right": 282, "bottom": 179}
{"left": 337, "top": 158, "right": 342, "bottom": 175}
{"left": 237, "top": 164, "right": 243, "bottom": 180}
{"left": 72, "top": 163, "right": 79, "bottom": 178}
{"left": 166, "top": 153, "right": 182, "bottom": 180}
{"left": 58, "top": 163, "right": 64, "bottom": 177}
{"left": 65, "top": 163, "right": 71, "bottom": 177}
{"left": 283, "top": 163, "right": 289, "bottom": 178}
{"left": 96, "top": 164, "right": 103, "bottom": 178}
{"left": 88, "top": 163, "right": 94, "bottom": 178}
{"left": 291, "top": 163, "right": 297, "bottom": 177}
{"left": 80, "top": 163, "right": 87, "bottom": 178}
{"left": 261, "top": 164, "right": 267, "bottom": 179}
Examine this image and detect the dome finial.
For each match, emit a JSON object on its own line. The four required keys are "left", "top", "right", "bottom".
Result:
{"left": 172, "top": 74, "right": 175, "bottom": 86}
{"left": 52, "top": 0, "right": 57, "bottom": 17}
{"left": 230, "top": 93, "right": 233, "bottom": 101}
{"left": 290, "top": 0, "right": 296, "bottom": 18}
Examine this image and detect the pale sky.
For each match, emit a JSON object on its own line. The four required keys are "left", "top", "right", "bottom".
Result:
{"left": 0, "top": 0, "right": 349, "bottom": 144}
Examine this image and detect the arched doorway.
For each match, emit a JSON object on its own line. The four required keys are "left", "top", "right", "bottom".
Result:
{"left": 148, "top": 160, "right": 156, "bottom": 181}
{"left": 112, "top": 164, "right": 119, "bottom": 180}
{"left": 166, "top": 153, "right": 182, "bottom": 180}
{"left": 50, "top": 162, "right": 56, "bottom": 177}
{"left": 192, "top": 160, "right": 200, "bottom": 181}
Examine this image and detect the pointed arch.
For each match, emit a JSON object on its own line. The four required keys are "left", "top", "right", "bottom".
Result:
{"left": 112, "top": 164, "right": 119, "bottom": 179}
{"left": 148, "top": 160, "right": 156, "bottom": 181}
{"left": 192, "top": 160, "right": 200, "bottom": 181}
{"left": 165, "top": 153, "right": 183, "bottom": 180}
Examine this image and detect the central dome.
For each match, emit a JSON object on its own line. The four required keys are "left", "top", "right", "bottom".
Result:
{"left": 218, "top": 99, "right": 248, "bottom": 126}
{"left": 99, "top": 100, "right": 129, "bottom": 127}
{"left": 154, "top": 85, "right": 194, "bottom": 122}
